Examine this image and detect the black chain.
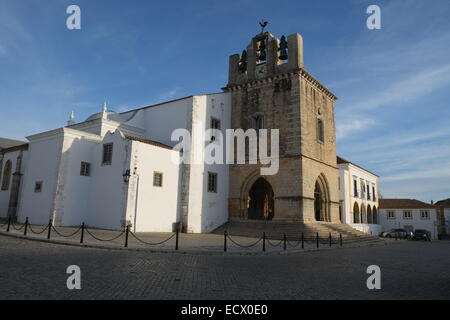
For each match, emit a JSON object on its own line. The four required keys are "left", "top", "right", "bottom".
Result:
{"left": 266, "top": 238, "right": 283, "bottom": 247}
{"left": 28, "top": 224, "right": 49, "bottom": 235}
{"left": 129, "top": 231, "right": 176, "bottom": 246}
{"left": 287, "top": 239, "right": 302, "bottom": 248}
{"left": 51, "top": 225, "right": 82, "bottom": 238}
{"left": 10, "top": 221, "right": 25, "bottom": 231}
{"left": 227, "top": 235, "right": 262, "bottom": 248}
{"left": 84, "top": 227, "right": 125, "bottom": 242}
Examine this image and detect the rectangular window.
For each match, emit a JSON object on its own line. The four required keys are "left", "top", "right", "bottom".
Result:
{"left": 353, "top": 179, "right": 358, "bottom": 197}
{"left": 211, "top": 117, "right": 221, "bottom": 130}
{"left": 403, "top": 211, "right": 413, "bottom": 220}
{"left": 317, "top": 118, "right": 324, "bottom": 143}
{"left": 367, "top": 184, "right": 371, "bottom": 200}
{"left": 387, "top": 211, "right": 396, "bottom": 220}
{"left": 207, "top": 172, "right": 218, "bottom": 193}
{"left": 210, "top": 117, "right": 221, "bottom": 142}
{"left": 372, "top": 186, "right": 376, "bottom": 201}
{"left": 102, "top": 143, "right": 113, "bottom": 165}
{"left": 80, "top": 162, "right": 91, "bottom": 176}
{"left": 420, "top": 211, "right": 430, "bottom": 220}
{"left": 153, "top": 172, "right": 163, "bottom": 187}
{"left": 34, "top": 181, "right": 43, "bottom": 193}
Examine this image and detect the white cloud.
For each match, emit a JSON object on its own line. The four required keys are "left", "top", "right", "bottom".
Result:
{"left": 336, "top": 117, "right": 376, "bottom": 140}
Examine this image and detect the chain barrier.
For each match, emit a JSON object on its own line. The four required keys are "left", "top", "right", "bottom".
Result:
{"left": 129, "top": 231, "right": 176, "bottom": 246}
{"left": 51, "top": 225, "right": 82, "bottom": 238}
{"left": 0, "top": 220, "right": 8, "bottom": 228}
{"left": 84, "top": 227, "right": 125, "bottom": 242}
{"left": 266, "top": 238, "right": 283, "bottom": 247}
{"left": 10, "top": 221, "right": 25, "bottom": 231}
{"left": 227, "top": 235, "right": 263, "bottom": 248}
{"left": 287, "top": 239, "right": 302, "bottom": 248}
{"left": 28, "top": 224, "right": 49, "bottom": 235}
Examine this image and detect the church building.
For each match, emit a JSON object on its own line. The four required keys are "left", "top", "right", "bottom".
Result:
{"left": 0, "top": 30, "right": 380, "bottom": 235}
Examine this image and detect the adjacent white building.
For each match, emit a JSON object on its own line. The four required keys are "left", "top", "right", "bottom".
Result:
{"left": 337, "top": 156, "right": 381, "bottom": 235}
{"left": 0, "top": 93, "right": 231, "bottom": 234}
{"left": 378, "top": 199, "right": 439, "bottom": 239}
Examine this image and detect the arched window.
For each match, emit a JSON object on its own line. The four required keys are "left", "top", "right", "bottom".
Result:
{"left": 353, "top": 202, "right": 360, "bottom": 223}
{"left": 1, "top": 160, "right": 12, "bottom": 191}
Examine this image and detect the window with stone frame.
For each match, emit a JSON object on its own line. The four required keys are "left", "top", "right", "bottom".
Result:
{"left": 1, "top": 160, "right": 12, "bottom": 191}
{"left": 207, "top": 172, "right": 218, "bottom": 193}
{"left": 420, "top": 210, "right": 430, "bottom": 220}
{"left": 317, "top": 118, "right": 324, "bottom": 143}
{"left": 372, "top": 186, "right": 376, "bottom": 201}
{"left": 102, "top": 143, "right": 113, "bottom": 165}
{"left": 153, "top": 172, "right": 163, "bottom": 187}
{"left": 353, "top": 179, "right": 358, "bottom": 197}
{"left": 403, "top": 211, "right": 413, "bottom": 220}
{"left": 387, "top": 211, "right": 396, "bottom": 220}
{"left": 210, "top": 117, "right": 221, "bottom": 142}
{"left": 34, "top": 181, "right": 43, "bottom": 193}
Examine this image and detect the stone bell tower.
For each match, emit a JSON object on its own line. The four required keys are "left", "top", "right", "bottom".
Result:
{"left": 224, "top": 30, "right": 341, "bottom": 224}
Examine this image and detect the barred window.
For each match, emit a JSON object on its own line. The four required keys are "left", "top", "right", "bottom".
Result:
{"left": 80, "top": 162, "right": 91, "bottom": 176}
{"left": 210, "top": 117, "right": 221, "bottom": 142}
{"left": 153, "top": 172, "right": 163, "bottom": 187}
{"left": 207, "top": 172, "right": 218, "bottom": 193}
{"left": 102, "top": 143, "right": 113, "bottom": 165}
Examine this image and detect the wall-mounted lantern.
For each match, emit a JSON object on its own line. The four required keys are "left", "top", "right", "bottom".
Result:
{"left": 123, "top": 169, "right": 131, "bottom": 183}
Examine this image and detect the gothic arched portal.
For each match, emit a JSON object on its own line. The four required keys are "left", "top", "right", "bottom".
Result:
{"left": 314, "top": 174, "right": 330, "bottom": 222}
{"left": 247, "top": 178, "right": 274, "bottom": 220}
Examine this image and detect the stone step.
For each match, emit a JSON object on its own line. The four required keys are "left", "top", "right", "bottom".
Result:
{"left": 212, "top": 220, "right": 382, "bottom": 243}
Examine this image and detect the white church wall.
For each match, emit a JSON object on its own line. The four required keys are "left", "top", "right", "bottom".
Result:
{"left": 123, "top": 97, "right": 193, "bottom": 147}
{"left": 187, "top": 94, "right": 231, "bottom": 233}
{"left": 56, "top": 131, "right": 102, "bottom": 226}
{"left": 17, "top": 133, "right": 64, "bottom": 225}
{"left": 129, "top": 141, "right": 181, "bottom": 232}
{"left": 86, "top": 130, "right": 132, "bottom": 230}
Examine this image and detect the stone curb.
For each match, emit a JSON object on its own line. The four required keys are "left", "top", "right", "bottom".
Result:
{"left": 0, "top": 230, "right": 393, "bottom": 256}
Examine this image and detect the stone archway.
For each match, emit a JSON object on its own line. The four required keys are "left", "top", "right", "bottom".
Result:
{"left": 314, "top": 174, "right": 330, "bottom": 222}
{"left": 353, "top": 202, "right": 360, "bottom": 223}
{"left": 367, "top": 205, "right": 373, "bottom": 224}
{"left": 247, "top": 178, "right": 274, "bottom": 220}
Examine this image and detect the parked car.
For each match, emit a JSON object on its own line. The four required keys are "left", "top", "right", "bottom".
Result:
{"left": 380, "top": 229, "right": 412, "bottom": 239}
{"left": 412, "top": 229, "right": 431, "bottom": 241}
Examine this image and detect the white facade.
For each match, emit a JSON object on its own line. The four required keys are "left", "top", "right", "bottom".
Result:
{"left": 338, "top": 157, "right": 382, "bottom": 235}
{"left": 1, "top": 93, "right": 231, "bottom": 233}
{"left": 378, "top": 207, "right": 439, "bottom": 240}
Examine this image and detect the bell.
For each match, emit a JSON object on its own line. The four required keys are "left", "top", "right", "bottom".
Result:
{"left": 239, "top": 50, "right": 247, "bottom": 72}
{"left": 279, "top": 35, "right": 288, "bottom": 60}
{"left": 258, "top": 40, "right": 266, "bottom": 61}
{"left": 279, "top": 48, "right": 288, "bottom": 61}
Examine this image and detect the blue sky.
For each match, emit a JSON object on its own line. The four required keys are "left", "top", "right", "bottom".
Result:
{"left": 1, "top": 0, "right": 449, "bottom": 202}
